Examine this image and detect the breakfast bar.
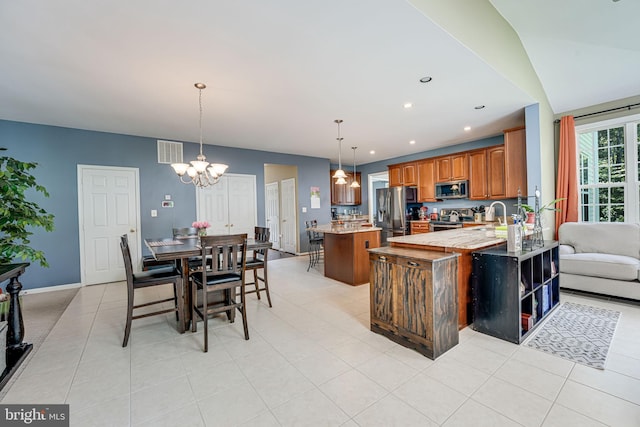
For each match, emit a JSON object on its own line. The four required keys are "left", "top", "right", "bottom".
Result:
{"left": 389, "top": 226, "right": 505, "bottom": 328}
{"left": 315, "top": 224, "right": 381, "bottom": 286}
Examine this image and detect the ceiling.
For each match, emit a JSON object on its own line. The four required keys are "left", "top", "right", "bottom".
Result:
{"left": 1, "top": 1, "right": 638, "bottom": 166}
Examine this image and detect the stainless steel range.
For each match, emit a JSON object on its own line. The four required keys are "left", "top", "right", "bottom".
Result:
{"left": 430, "top": 208, "right": 474, "bottom": 231}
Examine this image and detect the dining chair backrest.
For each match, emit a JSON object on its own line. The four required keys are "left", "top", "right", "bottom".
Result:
{"left": 199, "top": 234, "right": 248, "bottom": 280}
{"left": 255, "top": 226, "right": 270, "bottom": 242}
{"left": 173, "top": 227, "right": 198, "bottom": 239}
{"left": 120, "top": 234, "right": 135, "bottom": 285}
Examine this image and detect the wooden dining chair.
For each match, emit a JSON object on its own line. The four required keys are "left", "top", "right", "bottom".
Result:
{"left": 173, "top": 227, "right": 198, "bottom": 239}
{"left": 120, "top": 234, "right": 184, "bottom": 347}
{"left": 190, "top": 233, "right": 248, "bottom": 352}
{"left": 243, "top": 226, "right": 272, "bottom": 307}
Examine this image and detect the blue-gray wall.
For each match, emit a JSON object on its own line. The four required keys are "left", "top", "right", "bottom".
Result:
{"left": 0, "top": 120, "right": 330, "bottom": 290}
{"left": 2, "top": 118, "right": 534, "bottom": 290}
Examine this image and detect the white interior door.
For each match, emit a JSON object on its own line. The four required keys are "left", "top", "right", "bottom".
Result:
{"left": 78, "top": 165, "right": 140, "bottom": 285}
{"left": 265, "top": 182, "right": 280, "bottom": 250}
{"left": 280, "top": 178, "right": 297, "bottom": 253}
{"left": 196, "top": 174, "right": 257, "bottom": 236}
{"left": 197, "top": 177, "right": 229, "bottom": 235}
{"left": 227, "top": 174, "right": 257, "bottom": 235}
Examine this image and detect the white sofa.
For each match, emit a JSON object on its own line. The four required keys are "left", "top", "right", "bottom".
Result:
{"left": 558, "top": 222, "right": 640, "bottom": 300}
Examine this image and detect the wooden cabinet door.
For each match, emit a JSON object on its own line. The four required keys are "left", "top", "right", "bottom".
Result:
{"left": 394, "top": 257, "right": 432, "bottom": 345}
{"left": 369, "top": 253, "right": 396, "bottom": 332}
{"left": 330, "top": 171, "right": 361, "bottom": 205}
{"left": 487, "top": 146, "right": 506, "bottom": 198}
{"left": 389, "top": 165, "right": 403, "bottom": 187}
{"left": 435, "top": 156, "right": 451, "bottom": 183}
{"left": 450, "top": 153, "right": 469, "bottom": 180}
{"left": 504, "top": 127, "right": 528, "bottom": 197}
{"left": 417, "top": 159, "right": 436, "bottom": 202}
{"left": 468, "top": 149, "right": 488, "bottom": 200}
{"left": 402, "top": 163, "right": 417, "bottom": 186}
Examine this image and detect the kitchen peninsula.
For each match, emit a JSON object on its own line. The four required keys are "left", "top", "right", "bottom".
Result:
{"left": 388, "top": 226, "right": 505, "bottom": 328}
{"left": 314, "top": 223, "right": 381, "bottom": 286}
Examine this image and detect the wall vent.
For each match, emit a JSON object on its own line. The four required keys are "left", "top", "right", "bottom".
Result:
{"left": 157, "top": 140, "right": 183, "bottom": 164}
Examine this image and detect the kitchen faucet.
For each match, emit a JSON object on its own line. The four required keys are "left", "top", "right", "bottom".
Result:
{"left": 489, "top": 201, "right": 507, "bottom": 225}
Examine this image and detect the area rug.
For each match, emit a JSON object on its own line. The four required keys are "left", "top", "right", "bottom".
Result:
{"left": 525, "top": 302, "right": 620, "bottom": 369}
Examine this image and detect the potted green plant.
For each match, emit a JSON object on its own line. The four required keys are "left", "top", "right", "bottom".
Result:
{"left": 0, "top": 148, "right": 55, "bottom": 267}
{"left": 520, "top": 198, "right": 565, "bottom": 224}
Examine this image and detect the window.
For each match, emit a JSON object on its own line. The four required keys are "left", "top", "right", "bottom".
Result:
{"left": 576, "top": 114, "right": 640, "bottom": 223}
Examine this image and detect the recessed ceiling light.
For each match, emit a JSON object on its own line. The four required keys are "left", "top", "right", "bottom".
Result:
{"left": 474, "top": 105, "right": 485, "bottom": 110}
{"left": 409, "top": 140, "right": 416, "bottom": 145}
{"left": 419, "top": 76, "right": 432, "bottom": 83}
{"left": 464, "top": 126, "right": 471, "bottom": 132}
{"left": 403, "top": 103, "right": 413, "bottom": 109}
{"left": 369, "top": 150, "right": 375, "bottom": 155}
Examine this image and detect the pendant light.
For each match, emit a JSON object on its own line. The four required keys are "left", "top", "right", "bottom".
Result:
{"left": 332, "top": 119, "right": 347, "bottom": 184}
{"left": 171, "top": 83, "right": 228, "bottom": 188}
{"left": 350, "top": 146, "right": 360, "bottom": 188}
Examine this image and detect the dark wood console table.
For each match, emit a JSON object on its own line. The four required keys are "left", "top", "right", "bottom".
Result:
{"left": 0, "top": 263, "right": 32, "bottom": 390}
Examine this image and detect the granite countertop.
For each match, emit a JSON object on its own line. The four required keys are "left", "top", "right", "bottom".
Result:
{"left": 314, "top": 224, "right": 382, "bottom": 234}
{"left": 388, "top": 225, "right": 506, "bottom": 250}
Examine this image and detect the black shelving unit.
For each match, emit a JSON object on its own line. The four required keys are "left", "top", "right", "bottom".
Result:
{"left": 471, "top": 242, "right": 560, "bottom": 344}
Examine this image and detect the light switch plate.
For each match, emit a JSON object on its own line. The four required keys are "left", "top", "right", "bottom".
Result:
{"left": 151, "top": 210, "right": 157, "bottom": 217}
{"left": 302, "top": 207, "right": 307, "bottom": 213}
{"left": 164, "top": 195, "right": 171, "bottom": 200}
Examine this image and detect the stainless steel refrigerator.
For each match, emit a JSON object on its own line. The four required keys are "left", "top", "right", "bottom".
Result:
{"left": 375, "top": 187, "right": 406, "bottom": 244}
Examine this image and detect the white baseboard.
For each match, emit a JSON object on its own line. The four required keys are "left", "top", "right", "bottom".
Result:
{"left": 20, "top": 282, "right": 83, "bottom": 296}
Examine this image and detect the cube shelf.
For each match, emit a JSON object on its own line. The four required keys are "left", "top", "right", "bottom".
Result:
{"left": 471, "top": 242, "right": 560, "bottom": 344}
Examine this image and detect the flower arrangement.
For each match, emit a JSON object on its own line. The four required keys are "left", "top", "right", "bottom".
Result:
{"left": 192, "top": 221, "right": 210, "bottom": 229}
{"left": 192, "top": 221, "right": 210, "bottom": 236}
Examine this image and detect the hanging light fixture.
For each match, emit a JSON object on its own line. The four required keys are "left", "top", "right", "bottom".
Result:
{"left": 171, "top": 83, "right": 228, "bottom": 188}
{"left": 332, "top": 119, "right": 347, "bottom": 184}
{"left": 350, "top": 146, "right": 360, "bottom": 188}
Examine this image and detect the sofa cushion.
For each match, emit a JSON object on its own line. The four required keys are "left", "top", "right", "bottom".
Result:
{"left": 560, "top": 253, "right": 640, "bottom": 281}
{"left": 558, "top": 222, "right": 640, "bottom": 259}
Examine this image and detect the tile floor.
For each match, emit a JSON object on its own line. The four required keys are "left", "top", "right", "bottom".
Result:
{"left": 2, "top": 255, "right": 640, "bottom": 426}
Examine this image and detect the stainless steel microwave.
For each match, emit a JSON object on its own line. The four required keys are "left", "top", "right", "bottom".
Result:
{"left": 435, "top": 180, "right": 468, "bottom": 199}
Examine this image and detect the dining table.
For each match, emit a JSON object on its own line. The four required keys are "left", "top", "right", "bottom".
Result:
{"left": 144, "top": 236, "right": 272, "bottom": 331}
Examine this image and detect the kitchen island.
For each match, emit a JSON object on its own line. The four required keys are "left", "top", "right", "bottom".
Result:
{"left": 388, "top": 226, "right": 505, "bottom": 328}
{"left": 315, "top": 224, "right": 381, "bottom": 285}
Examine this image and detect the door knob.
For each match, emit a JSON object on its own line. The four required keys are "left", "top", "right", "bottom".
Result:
{"left": 130, "top": 229, "right": 135, "bottom": 233}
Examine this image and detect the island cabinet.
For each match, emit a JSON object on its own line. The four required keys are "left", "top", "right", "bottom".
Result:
{"left": 369, "top": 247, "right": 460, "bottom": 359}
{"left": 468, "top": 145, "right": 506, "bottom": 200}
{"left": 435, "top": 153, "right": 468, "bottom": 183}
{"left": 472, "top": 242, "right": 560, "bottom": 344}
{"left": 417, "top": 159, "right": 436, "bottom": 202}
{"left": 330, "top": 171, "right": 361, "bottom": 205}
{"left": 324, "top": 228, "right": 380, "bottom": 285}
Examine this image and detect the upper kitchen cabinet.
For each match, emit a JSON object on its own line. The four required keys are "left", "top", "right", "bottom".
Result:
{"left": 388, "top": 162, "right": 417, "bottom": 187}
{"left": 469, "top": 146, "right": 506, "bottom": 200}
{"left": 435, "top": 153, "right": 468, "bottom": 183}
{"left": 417, "top": 159, "right": 436, "bottom": 202}
{"left": 504, "top": 127, "right": 528, "bottom": 197}
{"left": 330, "top": 171, "right": 361, "bottom": 205}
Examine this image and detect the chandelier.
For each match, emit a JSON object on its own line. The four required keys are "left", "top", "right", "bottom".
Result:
{"left": 350, "top": 146, "right": 360, "bottom": 188}
{"left": 332, "top": 119, "right": 347, "bottom": 185}
{"left": 171, "top": 83, "right": 228, "bottom": 188}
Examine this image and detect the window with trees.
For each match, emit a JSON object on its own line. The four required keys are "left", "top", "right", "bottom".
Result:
{"left": 576, "top": 114, "right": 640, "bottom": 223}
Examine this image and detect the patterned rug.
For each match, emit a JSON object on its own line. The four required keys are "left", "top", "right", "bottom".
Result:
{"left": 525, "top": 302, "right": 620, "bottom": 369}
